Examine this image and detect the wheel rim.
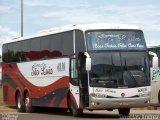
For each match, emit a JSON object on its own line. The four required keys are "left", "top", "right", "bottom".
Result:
{"left": 25, "top": 95, "right": 30, "bottom": 110}
{"left": 17, "top": 95, "right": 21, "bottom": 109}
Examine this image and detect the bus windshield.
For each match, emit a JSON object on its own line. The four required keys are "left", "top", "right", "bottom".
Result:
{"left": 86, "top": 30, "right": 146, "bottom": 51}
{"left": 90, "top": 51, "right": 150, "bottom": 88}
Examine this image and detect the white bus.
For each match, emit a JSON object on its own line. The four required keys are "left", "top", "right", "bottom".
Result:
{"left": 2, "top": 24, "right": 155, "bottom": 117}
{"left": 148, "top": 44, "right": 160, "bottom": 105}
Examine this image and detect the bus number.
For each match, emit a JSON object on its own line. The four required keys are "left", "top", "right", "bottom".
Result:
{"left": 57, "top": 62, "right": 65, "bottom": 72}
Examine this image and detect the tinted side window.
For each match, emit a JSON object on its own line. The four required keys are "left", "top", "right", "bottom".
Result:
{"left": 62, "top": 31, "right": 73, "bottom": 55}
{"left": 2, "top": 44, "right": 8, "bottom": 63}
{"left": 30, "top": 38, "right": 41, "bottom": 60}
{"left": 21, "top": 40, "right": 31, "bottom": 61}
{"left": 40, "top": 35, "right": 52, "bottom": 59}
{"left": 75, "top": 30, "right": 86, "bottom": 54}
{"left": 148, "top": 48, "right": 159, "bottom": 67}
{"left": 31, "top": 38, "right": 41, "bottom": 51}
{"left": 4, "top": 42, "right": 22, "bottom": 63}
{"left": 3, "top": 31, "right": 75, "bottom": 63}
{"left": 41, "top": 31, "right": 73, "bottom": 58}
{"left": 156, "top": 49, "right": 160, "bottom": 67}
{"left": 13, "top": 42, "right": 21, "bottom": 54}
{"left": 50, "top": 33, "right": 63, "bottom": 57}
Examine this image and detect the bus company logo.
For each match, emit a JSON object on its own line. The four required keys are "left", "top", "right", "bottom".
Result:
{"left": 31, "top": 63, "right": 53, "bottom": 76}
{"left": 105, "top": 88, "right": 116, "bottom": 93}
{"left": 57, "top": 62, "right": 65, "bottom": 72}
{"left": 95, "top": 88, "right": 116, "bottom": 93}
{"left": 138, "top": 87, "right": 147, "bottom": 93}
{"left": 95, "top": 88, "right": 103, "bottom": 92}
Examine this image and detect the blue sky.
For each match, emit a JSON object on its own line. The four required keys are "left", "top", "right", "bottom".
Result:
{"left": 0, "top": 0, "right": 160, "bottom": 53}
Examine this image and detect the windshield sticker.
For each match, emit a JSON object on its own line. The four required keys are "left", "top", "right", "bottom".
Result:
{"left": 87, "top": 31, "right": 146, "bottom": 50}
{"left": 93, "top": 43, "right": 144, "bottom": 49}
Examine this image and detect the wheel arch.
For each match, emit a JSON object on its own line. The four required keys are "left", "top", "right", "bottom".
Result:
{"left": 23, "top": 87, "right": 32, "bottom": 99}
{"left": 15, "top": 88, "right": 23, "bottom": 105}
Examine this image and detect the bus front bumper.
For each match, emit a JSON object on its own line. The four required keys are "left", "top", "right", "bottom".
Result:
{"left": 88, "top": 96, "right": 150, "bottom": 110}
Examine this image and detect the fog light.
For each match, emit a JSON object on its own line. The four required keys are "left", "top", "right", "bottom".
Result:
{"left": 91, "top": 101, "right": 96, "bottom": 106}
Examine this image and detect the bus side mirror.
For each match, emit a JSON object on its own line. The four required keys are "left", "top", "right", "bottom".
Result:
{"left": 86, "top": 57, "right": 91, "bottom": 71}
{"left": 84, "top": 52, "right": 91, "bottom": 71}
{"left": 149, "top": 51, "right": 158, "bottom": 68}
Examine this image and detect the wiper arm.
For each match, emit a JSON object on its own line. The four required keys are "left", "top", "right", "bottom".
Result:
{"left": 124, "top": 57, "right": 127, "bottom": 70}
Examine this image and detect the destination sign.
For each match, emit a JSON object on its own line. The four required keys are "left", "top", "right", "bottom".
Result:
{"left": 86, "top": 31, "right": 146, "bottom": 50}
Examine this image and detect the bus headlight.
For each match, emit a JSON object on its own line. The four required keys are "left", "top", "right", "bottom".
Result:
{"left": 91, "top": 101, "right": 96, "bottom": 106}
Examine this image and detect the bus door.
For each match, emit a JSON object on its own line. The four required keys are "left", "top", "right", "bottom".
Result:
{"left": 79, "top": 53, "right": 89, "bottom": 107}
{"left": 70, "top": 55, "right": 81, "bottom": 108}
{"left": 70, "top": 54, "right": 89, "bottom": 109}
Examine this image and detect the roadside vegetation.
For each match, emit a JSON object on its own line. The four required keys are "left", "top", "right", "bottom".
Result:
{"left": 0, "top": 87, "right": 3, "bottom": 101}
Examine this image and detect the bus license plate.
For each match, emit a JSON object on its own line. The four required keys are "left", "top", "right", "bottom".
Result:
{"left": 119, "top": 101, "right": 128, "bottom": 106}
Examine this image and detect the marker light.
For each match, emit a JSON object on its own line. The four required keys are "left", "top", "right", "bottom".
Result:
{"left": 90, "top": 93, "right": 96, "bottom": 97}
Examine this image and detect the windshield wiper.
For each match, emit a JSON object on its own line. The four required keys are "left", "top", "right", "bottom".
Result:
{"left": 123, "top": 57, "right": 128, "bottom": 70}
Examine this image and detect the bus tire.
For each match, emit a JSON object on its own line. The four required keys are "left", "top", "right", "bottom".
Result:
{"left": 24, "top": 92, "right": 34, "bottom": 113}
{"left": 69, "top": 99, "right": 83, "bottom": 117}
{"left": 118, "top": 108, "right": 130, "bottom": 116}
{"left": 16, "top": 92, "right": 25, "bottom": 112}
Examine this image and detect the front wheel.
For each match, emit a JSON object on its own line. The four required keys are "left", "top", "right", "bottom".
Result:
{"left": 24, "top": 92, "right": 34, "bottom": 113}
{"left": 69, "top": 99, "right": 83, "bottom": 117}
{"left": 118, "top": 108, "right": 130, "bottom": 116}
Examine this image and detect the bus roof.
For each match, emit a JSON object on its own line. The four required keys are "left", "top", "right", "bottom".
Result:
{"left": 6, "top": 23, "right": 141, "bottom": 44}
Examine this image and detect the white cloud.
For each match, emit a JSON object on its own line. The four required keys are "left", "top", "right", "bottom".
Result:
{"left": 43, "top": 12, "right": 62, "bottom": 17}
{"left": 146, "top": 38, "right": 160, "bottom": 45}
{"left": 0, "top": 26, "right": 20, "bottom": 43}
{"left": 41, "top": 3, "right": 160, "bottom": 44}
{"left": 0, "top": 5, "right": 12, "bottom": 13}
{"left": 0, "top": 26, "right": 20, "bottom": 54}
{"left": 1, "top": 0, "right": 160, "bottom": 47}
{"left": 25, "top": 1, "right": 52, "bottom": 7}
{"left": 41, "top": 4, "right": 160, "bottom": 27}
